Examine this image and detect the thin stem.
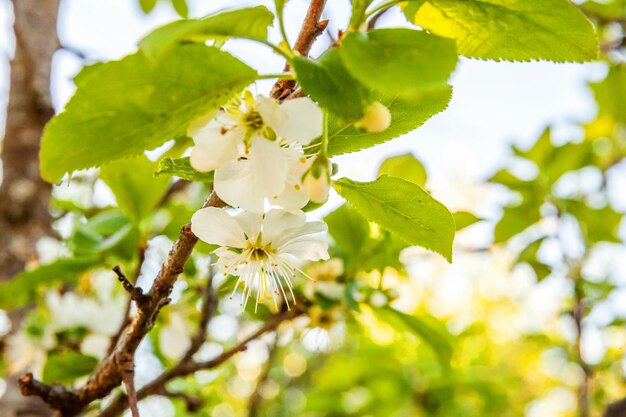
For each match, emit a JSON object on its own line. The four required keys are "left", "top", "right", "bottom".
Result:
{"left": 364, "top": 0, "right": 397, "bottom": 20}
{"left": 256, "top": 40, "right": 293, "bottom": 61}
{"left": 321, "top": 110, "right": 329, "bottom": 155}
{"left": 275, "top": 0, "right": 294, "bottom": 55}
{"left": 257, "top": 73, "right": 295, "bottom": 80}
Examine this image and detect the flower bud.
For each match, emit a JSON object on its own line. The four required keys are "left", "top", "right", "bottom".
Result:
{"left": 369, "top": 290, "right": 389, "bottom": 308}
{"left": 354, "top": 101, "right": 391, "bottom": 133}
{"left": 302, "top": 156, "right": 331, "bottom": 204}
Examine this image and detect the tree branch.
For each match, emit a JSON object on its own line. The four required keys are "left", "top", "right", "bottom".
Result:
{"left": 270, "top": 0, "right": 329, "bottom": 99}
{"left": 605, "top": 398, "right": 626, "bottom": 417}
{"left": 113, "top": 265, "right": 150, "bottom": 309}
{"left": 18, "top": 373, "right": 80, "bottom": 416}
{"left": 108, "top": 246, "right": 147, "bottom": 356}
{"left": 96, "top": 307, "right": 304, "bottom": 417}
{"left": 19, "top": 191, "right": 225, "bottom": 416}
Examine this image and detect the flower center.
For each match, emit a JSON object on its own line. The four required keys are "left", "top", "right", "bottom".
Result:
{"left": 249, "top": 246, "right": 270, "bottom": 261}
{"left": 243, "top": 110, "right": 264, "bottom": 131}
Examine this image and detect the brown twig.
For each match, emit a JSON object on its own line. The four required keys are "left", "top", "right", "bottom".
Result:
{"left": 605, "top": 398, "right": 626, "bottom": 417}
{"left": 18, "top": 373, "right": 80, "bottom": 416}
{"left": 96, "top": 307, "right": 304, "bottom": 417}
{"left": 120, "top": 355, "right": 140, "bottom": 417}
{"left": 108, "top": 246, "right": 147, "bottom": 355}
{"left": 157, "top": 179, "right": 191, "bottom": 208}
{"left": 19, "top": 191, "right": 225, "bottom": 416}
{"left": 270, "top": 0, "right": 329, "bottom": 99}
{"left": 113, "top": 266, "right": 149, "bottom": 309}
{"left": 367, "top": 5, "right": 393, "bottom": 30}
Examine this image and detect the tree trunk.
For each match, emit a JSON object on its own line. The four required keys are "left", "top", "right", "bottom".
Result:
{"left": 0, "top": 0, "right": 59, "bottom": 281}
{"left": 0, "top": 1, "right": 59, "bottom": 416}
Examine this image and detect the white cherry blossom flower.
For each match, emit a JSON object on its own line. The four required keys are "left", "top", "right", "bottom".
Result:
{"left": 191, "top": 207, "right": 329, "bottom": 311}
{"left": 188, "top": 92, "right": 323, "bottom": 212}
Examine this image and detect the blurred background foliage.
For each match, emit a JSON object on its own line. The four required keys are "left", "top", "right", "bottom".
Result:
{"left": 0, "top": 0, "right": 626, "bottom": 416}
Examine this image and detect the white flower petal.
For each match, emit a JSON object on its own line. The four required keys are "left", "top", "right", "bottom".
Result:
{"left": 280, "top": 238, "right": 329, "bottom": 261}
{"left": 189, "top": 123, "right": 242, "bottom": 172}
{"left": 191, "top": 207, "right": 247, "bottom": 248}
{"left": 189, "top": 145, "right": 216, "bottom": 173}
{"left": 214, "top": 247, "right": 241, "bottom": 272}
{"left": 271, "top": 182, "right": 309, "bottom": 211}
{"left": 262, "top": 209, "right": 306, "bottom": 246}
{"left": 233, "top": 211, "right": 263, "bottom": 242}
{"left": 256, "top": 95, "right": 281, "bottom": 130}
{"left": 275, "top": 98, "right": 323, "bottom": 144}
{"left": 214, "top": 137, "right": 289, "bottom": 213}
{"left": 275, "top": 220, "right": 328, "bottom": 250}
{"left": 271, "top": 149, "right": 311, "bottom": 210}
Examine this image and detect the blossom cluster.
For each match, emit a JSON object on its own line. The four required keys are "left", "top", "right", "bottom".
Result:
{"left": 189, "top": 92, "right": 331, "bottom": 311}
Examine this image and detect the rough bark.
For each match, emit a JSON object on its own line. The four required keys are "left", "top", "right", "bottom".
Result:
{"left": 0, "top": 2, "right": 59, "bottom": 416}
{"left": 0, "top": 0, "right": 59, "bottom": 281}
{"left": 270, "top": 0, "right": 328, "bottom": 99}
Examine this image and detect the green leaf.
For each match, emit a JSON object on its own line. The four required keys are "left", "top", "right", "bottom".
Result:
{"left": 140, "top": 6, "right": 275, "bottom": 60}
{"left": 100, "top": 155, "right": 170, "bottom": 225}
{"left": 489, "top": 168, "right": 525, "bottom": 188}
{"left": 453, "top": 211, "right": 481, "bottom": 231}
{"left": 0, "top": 257, "right": 100, "bottom": 310}
{"left": 171, "top": 0, "right": 188, "bottom": 17}
{"left": 513, "top": 128, "right": 554, "bottom": 167}
{"left": 40, "top": 44, "right": 257, "bottom": 183}
{"left": 517, "top": 237, "right": 551, "bottom": 281}
{"left": 562, "top": 200, "right": 623, "bottom": 244}
{"left": 43, "top": 351, "right": 99, "bottom": 384}
{"left": 581, "top": 0, "right": 626, "bottom": 20}
{"left": 404, "top": 0, "right": 598, "bottom": 62}
{"left": 70, "top": 210, "right": 139, "bottom": 258}
{"left": 340, "top": 29, "right": 457, "bottom": 97}
{"left": 292, "top": 49, "right": 372, "bottom": 121}
{"left": 591, "top": 65, "right": 626, "bottom": 124}
{"left": 155, "top": 157, "right": 214, "bottom": 182}
{"left": 325, "top": 203, "right": 407, "bottom": 272}
{"left": 494, "top": 203, "right": 541, "bottom": 243}
{"left": 360, "top": 230, "right": 408, "bottom": 272}
{"left": 489, "top": 168, "right": 546, "bottom": 206}
{"left": 514, "top": 128, "right": 591, "bottom": 184}
{"left": 139, "top": 0, "right": 158, "bottom": 13}
{"left": 333, "top": 176, "right": 455, "bottom": 261}
{"left": 375, "top": 306, "right": 453, "bottom": 368}
{"left": 327, "top": 87, "right": 452, "bottom": 155}
{"left": 325, "top": 203, "right": 370, "bottom": 257}
{"left": 378, "top": 153, "right": 427, "bottom": 187}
